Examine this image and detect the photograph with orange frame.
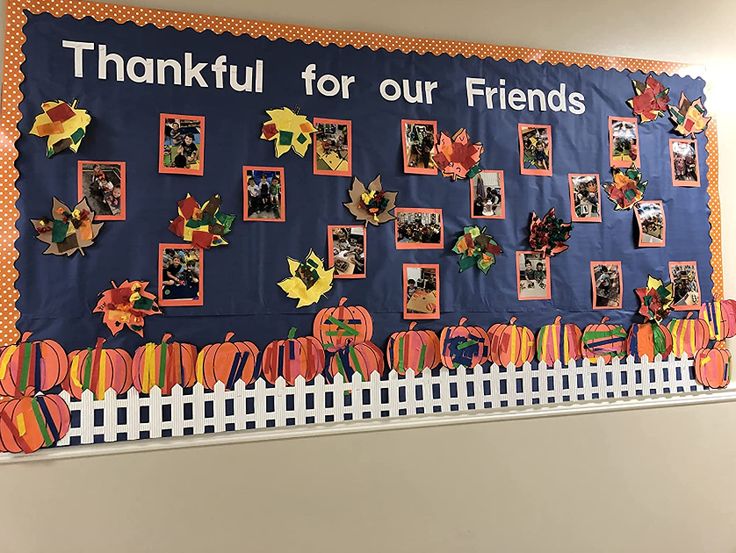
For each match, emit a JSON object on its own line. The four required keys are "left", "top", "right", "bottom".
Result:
{"left": 243, "top": 165, "right": 286, "bottom": 222}
{"left": 327, "top": 224, "right": 366, "bottom": 279}
{"left": 159, "top": 113, "right": 205, "bottom": 176}
{"left": 401, "top": 119, "right": 438, "bottom": 175}
{"left": 158, "top": 243, "right": 204, "bottom": 307}
{"left": 77, "top": 160, "right": 126, "bottom": 221}
{"left": 568, "top": 173, "right": 601, "bottom": 223}
{"left": 403, "top": 263, "right": 440, "bottom": 320}
{"left": 470, "top": 169, "right": 505, "bottom": 219}
{"left": 516, "top": 251, "right": 551, "bottom": 300}
{"left": 634, "top": 200, "right": 666, "bottom": 248}
{"left": 608, "top": 116, "right": 640, "bottom": 168}
{"left": 394, "top": 207, "right": 443, "bottom": 250}
{"left": 669, "top": 261, "right": 701, "bottom": 311}
{"left": 518, "top": 124, "right": 552, "bottom": 176}
{"left": 313, "top": 117, "right": 352, "bottom": 177}
{"left": 590, "top": 261, "right": 623, "bottom": 310}
{"left": 669, "top": 138, "right": 700, "bottom": 187}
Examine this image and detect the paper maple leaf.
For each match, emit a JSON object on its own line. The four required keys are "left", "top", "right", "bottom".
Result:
{"left": 29, "top": 99, "right": 92, "bottom": 158}
{"left": 528, "top": 208, "right": 573, "bottom": 257}
{"left": 260, "top": 107, "right": 316, "bottom": 158}
{"left": 668, "top": 92, "right": 711, "bottom": 137}
{"left": 168, "top": 193, "right": 235, "bottom": 248}
{"left": 635, "top": 275, "right": 674, "bottom": 323}
{"left": 431, "top": 128, "right": 484, "bottom": 180}
{"left": 603, "top": 165, "right": 648, "bottom": 211}
{"left": 627, "top": 75, "right": 670, "bottom": 123}
{"left": 343, "top": 175, "right": 397, "bottom": 226}
{"left": 277, "top": 250, "right": 334, "bottom": 308}
{"left": 31, "top": 197, "right": 103, "bottom": 256}
{"left": 93, "top": 280, "right": 161, "bottom": 336}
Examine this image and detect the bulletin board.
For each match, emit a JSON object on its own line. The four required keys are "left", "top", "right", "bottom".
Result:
{"left": 0, "top": 0, "right": 726, "bottom": 457}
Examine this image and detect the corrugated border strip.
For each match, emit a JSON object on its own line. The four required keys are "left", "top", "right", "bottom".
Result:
{"left": 0, "top": 0, "right": 723, "bottom": 344}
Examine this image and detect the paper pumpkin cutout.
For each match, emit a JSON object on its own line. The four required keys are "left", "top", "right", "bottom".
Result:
{"left": 385, "top": 322, "right": 442, "bottom": 374}
{"left": 343, "top": 175, "right": 397, "bottom": 226}
{"left": 635, "top": 275, "right": 674, "bottom": 323}
{"left": 29, "top": 99, "right": 91, "bottom": 158}
{"left": 277, "top": 250, "right": 334, "bottom": 308}
{"left": 431, "top": 128, "right": 484, "bottom": 180}
{"left": 0, "top": 331, "right": 68, "bottom": 397}
{"left": 627, "top": 75, "right": 670, "bottom": 123}
{"left": 261, "top": 327, "right": 325, "bottom": 385}
{"left": 528, "top": 208, "right": 573, "bottom": 257}
{"left": 694, "top": 347, "right": 731, "bottom": 388}
{"left": 64, "top": 338, "right": 133, "bottom": 400}
{"left": 31, "top": 197, "right": 103, "bottom": 256}
{"left": 131, "top": 333, "right": 197, "bottom": 395}
{"left": 168, "top": 193, "right": 235, "bottom": 248}
{"left": 603, "top": 165, "right": 648, "bottom": 210}
{"left": 93, "top": 280, "right": 161, "bottom": 336}
{"left": 668, "top": 93, "right": 711, "bottom": 137}
{"left": 0, "top": 395, "right": 71, "bottom": 454}
{"left": 260, "top": 107, "right": 316, "bottom": 157}
{"left": 452, "top": 225, "right": 502, "bottom": 274}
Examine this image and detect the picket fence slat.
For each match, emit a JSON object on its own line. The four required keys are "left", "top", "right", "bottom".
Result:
{"left": 53, "top": 356, "right": 707, "bottom": 450}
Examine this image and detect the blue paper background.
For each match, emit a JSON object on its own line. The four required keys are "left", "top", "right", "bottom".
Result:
{"left": 15, "top": 12, "right": 714, "bottom": 353}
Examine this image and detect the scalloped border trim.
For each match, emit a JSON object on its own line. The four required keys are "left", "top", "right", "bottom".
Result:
{"left": 0, "top": 0, "right": 722, "bottom": 344}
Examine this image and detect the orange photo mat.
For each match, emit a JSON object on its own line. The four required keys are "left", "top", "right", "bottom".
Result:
{"left": 0, "top": 0, "right": 723, "bottom": 345}
{"left": 669, "top": 138, "right": 701, "bottom": 187}
{"left": 327, "top": 224, "right": 366, "bottom": 279}
{"left": 77, "top": 160, "right": 126, "bottom": 221}
{"left": 608, "top": 116, "right": 640, "bottom": 169}
{"left": 403, "top": 263, "right": 440, "bottom": 320}
{"left": 158, "top": 113, "right": 205, "bottom": 176}
{"left": 470, "top": 169, "right": 505, "bottom": 220}
{"left": 568, "top": 173, "right": 602, "bottom": 223}
{"left": 158, "top": 243, "right": 204, "bottom": 307}
{"left": 401, "top": 119, "right": 438, "bottom": 175}
{"left": 313, "top": 117, "right": 352, "bottom": 177}
{"left": 668, "top": 261, "right": 702, "bottom": 311}
{"left": 242, "top": 165, "right": 286, "bottom": 222}
{"left": 394, "top": 207, "right": 444, "bottom": 250}
{"left": 590, "top": 261, "right": 623, "bottom": 310}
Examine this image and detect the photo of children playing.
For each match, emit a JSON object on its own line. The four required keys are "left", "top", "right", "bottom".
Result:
{"left": 471, "top": 170, "right": 504, "bottom": 218}
{"left": 517, "top": 252, "right": 550, "bottom": 300}
{"left": 610, "top": 118, "right": 638, "bottom": 166}
{"left": 671, "top": 263, "right": 700, "bottom": 308}
{"left": 404, "top": 265, "right": 439, "bottom": 317}
{"left": 671, "top": 140, "right": 698, "bottom": 183}
{"left": 161, "top": 247, "right": 201, "bottom": 303}
{"left": 592, "top": 262, "right": 622, "bottom": 309}
{"left": 570, "top": 174, "right": 600, "bottom": 221}
{"left": 395, "top": 209, "right": 443, "bottom": 248}
{"left": 79, "top": 162, "right": 124, "bottom": 218}
{"left": 161, "top": 116, "right": 202, "bottom": 172}
{"left": 329, "top": 226, "right": 365, "bottom": 278}
{"left": 635, "top": 201, "right": 665, "bottom": 246}
{"left": 403, "top": 120, "right": 437, "bottom": 172}
{"left": 245, "top": 168, "right": 283, "bottom": 221}
{"left": 314, "top": 119, "right": 350, "bottom": 174}
{"left": 520, "top": 125, "right": 551, "bottom": 172}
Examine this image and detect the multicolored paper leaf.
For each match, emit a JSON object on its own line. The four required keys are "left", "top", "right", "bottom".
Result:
{"left": 260, "top": 107, "right": 316, "bottom": 158}
{"left": 603, "top": 165, "right": 648, "bottom": 210}
{"left": 627, "top": 75, "right": 670, "bottom": 123}
{"left": 431, "top": 128, "right": 484, "bottom": 180}
{"left": 452, "top": 226, "right": 502, "bottom": 274}
{"left": 31, "top": 197, "right": 103, "bottom": 256}
{"left": 168, "top": 193, "right": 235, "bottom": 248}
{"left": 668, "top": 92, "right": 711, "bottom": 137}
{"left": 343, "top": 175, "right": 397, "bottom": 226}
{"left": 528, "top": 208, "right": 572, "bottom": 257}
{"left": 277, "top": 250, "right": 334, "bottom": 308}
{"left": 635, "top": 275, "right": 674, "bottom": 323}
{"left": 93, "top": 280, "right": 161, "bottom": 336}
{"left": 29, "top": 99, "right": 91, "bottom": 158}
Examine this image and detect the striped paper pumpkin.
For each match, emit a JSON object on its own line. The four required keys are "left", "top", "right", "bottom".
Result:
{"left": 313, "top": 297, "right": 373, "bottom": 351}
{"left": 327, "top": 341, "right": 384, "bottom": 382}
{"left": 699, "top": 300, "right": 736, "bottom": 341}
{"left": 694, "top": 347, "right": 731, "bottom": 388}
{"left": 196, "top": 332, "right": 260, "bottom": 390}
{"left": 386, "top": 322, "right": 441, "bottom": 375}
{"left": 0, "top": 395, "right": 70, "bottom": 454}
{"left": 536, "top": 316, "right": 583, "bottom": 365}
{"left": 0, "top": 332, "right": 68, "bottom": 396}
{"left": 488, "top": 317, "right": 535, "bottom": 368}
{"left": 581, "top": 317, "right": 627, "bottom": 363}
{"left": 261, "top": 328, "right": 324, "bottom": 385}
{"left": 626, "top": 322, "right": 673, "bottom": 360}
{"left": 439, "top": 317, "right": 490, "bottom": 369}
{"left": 667, "top": 313, "right": 710, "bottom": 359}
{"left": 65, "top": 338, "right": 133, "bottom": 400}
{"left": 132, "top": 333, "right": 197, "bottom": 395}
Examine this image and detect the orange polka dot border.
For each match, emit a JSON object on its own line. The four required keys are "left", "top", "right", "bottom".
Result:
{"left": 0, "top": 0, "right": 722, "bottom": 344}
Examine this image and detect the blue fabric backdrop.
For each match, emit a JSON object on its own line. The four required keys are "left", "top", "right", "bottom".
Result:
{"left": 15, "top": 12, "right": 713, "bottom": 353}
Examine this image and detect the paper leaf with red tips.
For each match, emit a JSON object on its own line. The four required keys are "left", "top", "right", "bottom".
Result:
{"left": 431, "top": 128, "right": 484, "bottom": 180}
{"left": 93, "top": 280, "right": 162, "bottom": 336}
{"left": 260, "top": 107, "right": 316, "bottom": 158}
{"left": 668, "top": 92, "right": 711, "bottom": 137}
{"left": 31, "top": 197, "right": 103, "bottom": 256}
{"left": 635, "top": 275, "right": 674, "bottom": 323}
{"left": 528, "top": 208, "right": 573, "bottom": 257}
{"left": 168, "top": 193, "right": 235, "bottom": 248}
{"left": 627, "top": 75, "right": 670, "bottom": 123}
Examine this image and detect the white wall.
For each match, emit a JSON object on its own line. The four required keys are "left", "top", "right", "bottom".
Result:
{"left": 1, "top": 1, "right": 735, "bottom": 551}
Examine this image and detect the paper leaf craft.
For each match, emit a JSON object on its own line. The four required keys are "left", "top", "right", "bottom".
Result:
{"left": 29, "top": 99, "right": 91, "bottom": 158}
{"left": 168, "top": 193, "right": 235, "bottom": 248}
{"left": 603, "top": 165, "right": 648, "bottom": 210}
{"left": 93, "top": 280, "right": 161, "bottom": 336}
{"left": 627, "top": 75, "right": 670, "bottom": 123}
{"left": 668, "top": 92, "right": 711, "bottom": 137}
{"left": 277, "top": 249, "right": 334, "bottom": 308}
{"left": 260, "top": 107, "right": 316, "bottom": 158}
{"left": 31, "top": 197, "right": 103, "bottom": 256}
{"left": 635, "top": 275, "right": 674, "bottom": 323}
{"left": 343, "top": 175, "right": 397, "bottom": 226}
{"left": 528, "top": 208, "right": 573, "bottom": 257}
{"left": 431, "top": 128, "right": 484, "bottom": 180}
{"left": 452, "top": 226, "right": 502, "bottom": 274}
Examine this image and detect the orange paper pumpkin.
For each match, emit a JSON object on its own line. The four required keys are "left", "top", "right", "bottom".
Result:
{"left": 626, "top": 322, "right": 673, "bottom": 360}
{"left": 327, "top": 341, "right": 385, "bottom": 382}
{"left": 261, "top": 328, "right": 325, "bottom": 385}
{"left": 667, "top": 313, "right": 710, "bottom": 359}
{"left": 699, "top": 300, "right": 736, "bottom": 341}
{"left": 385, "top": 322, "right": 441, "bottom": 375}
{"left": 694, "top": 347, "right": 731, "bottom": 388}
{"left": 0, "top": 332, "right": 68, "bottom": 396}
{"left": 439, "top": 317, "right": 490, "bottom": 369}
{"left": 0, "top": 395, "right": 70, "bottom": 454}
{"left": 196, "top": 332, "right": 260, "bottom": 390}
{"left": 132, "top": 333, "right": 197, "bottom": 395}
{"left": 581, "top": 317, "right": 628, "bottom": 363}
{"left": 488, "top": 317, "right": 535, "bottom": 368}
{"left": 536, "top": 316, "right": 583, "bottom": 365}
{"left": 65, "top": 338, "right": 133, "bottom": 400}
{"left": 313, "top": 297, "right": 373, "bottom": 351}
